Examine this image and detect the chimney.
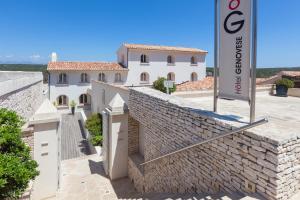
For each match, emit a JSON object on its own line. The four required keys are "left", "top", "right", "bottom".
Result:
{"left": 51, "top": 52, "right": 57, "bottom": 62}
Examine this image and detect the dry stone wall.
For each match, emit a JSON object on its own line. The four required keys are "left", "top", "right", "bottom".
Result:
{"left": 21, "top": 131, "right": 34, "bottom": 157}
{"left": 128, "top": 115, "right": 139, "bottom": 155}
{"left": 128, "top": 87, "right": 300, "bottom": 200}
{"left": 0, "top": 72, "right": 44, "bottom": 121}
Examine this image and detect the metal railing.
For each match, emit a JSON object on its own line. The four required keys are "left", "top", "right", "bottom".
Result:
{"left": 140, "top": 118, "right": 268, "bottom": 166}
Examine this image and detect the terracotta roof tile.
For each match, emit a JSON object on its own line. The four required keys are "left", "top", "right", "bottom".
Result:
{"left": 123, "top": 43, "right": 208, "bottom": 54}
{"left": 280, "top": 71, "right": 300, "bottom": 77}
{"left": 177, "top": 77, "right": 214, "bottom": 91}
{"left": 177, "top": 77, "right": 271, "bottom": 91}
{"left": 47, "top": 61, "right": 127, "bottom": 71}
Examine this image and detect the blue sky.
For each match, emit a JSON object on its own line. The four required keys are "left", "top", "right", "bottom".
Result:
{"left": 0, "top": 0, "right": 299, "bottom": 67}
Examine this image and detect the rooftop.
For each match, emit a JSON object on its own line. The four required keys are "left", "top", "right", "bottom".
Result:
{"left": 185, "top": 92, "right": 300, "bottom": 144}
{"left": 47, "top": 61, "right": 128, "bottom": 71}
{"left": 177, "top": 77, "right": 271, "bottom": 92}
{"left": 123, "top": 43, "right": 208, "bottom": 54}
{"left": 280, "top": 70, "right": 300, "bottom": 77}
{"left": 177, "top": 77, "right": 214, "bottom": 91}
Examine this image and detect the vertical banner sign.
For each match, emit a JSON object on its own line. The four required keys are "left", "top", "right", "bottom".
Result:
{"left": 219, "top": 0, "right": 251, "bottom": 101}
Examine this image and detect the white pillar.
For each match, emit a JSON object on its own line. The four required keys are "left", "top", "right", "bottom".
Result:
{"left": 102, "top": 93, "right": 128, "bottom": 180}
{"left": 29, "top": 99, "right": 60, "bottom": 200}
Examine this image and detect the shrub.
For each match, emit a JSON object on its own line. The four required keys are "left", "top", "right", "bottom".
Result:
{"left": 85, "top": 113, "right": 102, "bottom": 146}
{"left": 0, "top": 108, "right": 39, "bottom": 199}
{"left": 153, "top": 77, "right": 176, "bottom": 94}
{"left": 275, "top": 78, "right": 295, "bottom": 88}
{"left": 91, "top": 135, "right": 103, "bottom": 146}
{"left": 70, "top": 100, "right": 76, "bottom": 107}
{"left": 0, "top": 108, "right": 24, "bottom": 127}
{"left": 85, "top": 113, "right": 102, "bottom": 136}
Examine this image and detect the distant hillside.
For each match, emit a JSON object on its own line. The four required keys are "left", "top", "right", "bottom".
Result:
{"left": 0, "top": 64, "right": 47, "bottom": 72}
{"left": 207, "top": 67, "right": 300, "bottom": 78}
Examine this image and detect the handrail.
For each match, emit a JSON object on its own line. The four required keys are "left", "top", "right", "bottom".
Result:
{"left": 140, "top": 118, "right": 268, "bottom": 166}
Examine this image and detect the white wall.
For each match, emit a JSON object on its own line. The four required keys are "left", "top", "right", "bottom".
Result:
{"left": 49, "top": 71, "right": 128, "bottom": 106}
{"left": 49, "top": 46, "right": 207, "bottom": 106}
{"left": 122, "top": 49, "right": 206, "bottom": 86}
{"left": 91, "top": 80, "right": 129, "bottom": 114}
{"left": 32, "top": 122, "right": 59, "bottom": 200}
{"left": 109, "top": 114, "right": 128, "bottom": 180}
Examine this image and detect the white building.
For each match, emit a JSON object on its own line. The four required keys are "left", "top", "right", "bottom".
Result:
{"left": 117, "top": 43, "right": 207, "bottom": 85}
{"left": 48, "top": 61, "right": 128, "bottom": 110}
{"left": 48, "top": 43, "right": 207, "bottom": 108}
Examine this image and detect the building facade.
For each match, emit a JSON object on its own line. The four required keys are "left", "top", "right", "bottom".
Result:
{"left": 117, "top": 43, "right": 207, "bottom": 86}
{"left": 48, "top": 62, "right": 128, "bottom": 109}
{"left": 48, "top": 43, "right": 207, "bottom": 108}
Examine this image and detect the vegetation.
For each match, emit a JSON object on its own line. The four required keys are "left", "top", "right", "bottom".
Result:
{"left": 153, "top": 77, "right": 176, "bottom": 94}
{"left": 91, "top": 135, "right": 103, "bottom": 146}
{"left": 85, "top": 113, "right": 102, "bottom": 146}
{"left": 70, "top": 100, "right": 76, "bottom": 107}
{"left": 0, "top": 64, "right": 47, "bottom": 72}
{"left": 275, "top": 78, "right": 295, "bottom": 88}
{"left": 206, "top": 67, "right": 300, "bottom": 78}
{"left": 0, "top": 108, "right": 39, "bottom": 199}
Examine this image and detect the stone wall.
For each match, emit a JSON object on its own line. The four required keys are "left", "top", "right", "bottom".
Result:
{"left": 128, "top": 87, "right": 300, "bottom": 200}
{"left": 128, "top": 115, "right": 139, "bottom": 155}
{"left": 0, "top": 71, "right": 44, "bottom": 121}
{"left": 21, "top": 130, "right": 34, "bottom": 157}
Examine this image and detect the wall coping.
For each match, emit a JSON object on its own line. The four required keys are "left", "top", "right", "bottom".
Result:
{"left": 29, "top": 99, "right": 60, "bottom": 125}
{"left": 130, "top": 87, "right": 300, "bottom": 145}
{"left": 0, "top": 71, "right": 43, "bottom": 97}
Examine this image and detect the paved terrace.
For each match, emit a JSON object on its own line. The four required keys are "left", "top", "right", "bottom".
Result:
{"left": 55, "top": 154, "right": 261, "bottom": 200}
{"left": 185, "top": 92, "right": 300, "bottom": 144}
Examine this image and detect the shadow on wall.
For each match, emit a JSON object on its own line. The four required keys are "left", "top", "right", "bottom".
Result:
{"left": 77, "top": 115, "right": 97, "bottom": 155}
{"left": 187, "top": 107, "right": 248, "bottom": 124}
{"left": 87, "top": 160, "right": 263, "bottom": 199}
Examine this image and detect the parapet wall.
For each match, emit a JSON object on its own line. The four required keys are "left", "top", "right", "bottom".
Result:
{"left": 0, "top": 71, "right": 44, "bottom": 121}
{"left": 91, "top": 80, "right": 129, "bottom": 114}
{"left": 128, "top": 87, "right": 300, "bottom": 200}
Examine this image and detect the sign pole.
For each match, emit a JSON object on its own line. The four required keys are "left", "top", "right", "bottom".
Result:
{"left": 250, "top": 0, "right": 257, "bottom": 123}
{"left": 213, "top": 0, "right": 218, "bottom": 112}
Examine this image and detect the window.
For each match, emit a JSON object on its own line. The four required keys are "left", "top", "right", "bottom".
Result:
{"left": 80, "top": 73, "right": 88, "bottom": 83}
{"left": 167, "top": 72, "right": 175, "bottom": 81}
{"left": 191, "top": 72, "right": 198, "bottom": 82}
{"left": 79, "top": 94, "right": 88, "bottom": 104}
{"left": 191, "top": 56, "right": 197, "bottom": 65}
{"left": 58, "top": 73, "right": 67, "bottom": 84}
{"left": 140, "top": 72, "right": 149, "bottom": 83}
{"left": 140, "top": 54, "right": 148, "bottom": 63}
{"left": 167, "top": 55, "right": 174, "bottom": 64}
{"left": 98, "top": 73, "right": 106, "bottom": 82}
{"left": 115, "top": 73, "right": 122, "bottom": 82}
{"left": 57, "top": 95, "right": 68, "bottom": 106}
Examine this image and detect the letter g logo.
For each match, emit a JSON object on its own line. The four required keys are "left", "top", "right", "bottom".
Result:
{"left": 224, "top": 11, "right": 245, "bottom": 34}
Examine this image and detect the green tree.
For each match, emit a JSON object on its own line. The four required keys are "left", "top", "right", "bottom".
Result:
{"left": 0, "top": 108, "right": 39, "bottom": 199}
{"left": 153, "top": 77, "right": 176, "bottom": 94}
